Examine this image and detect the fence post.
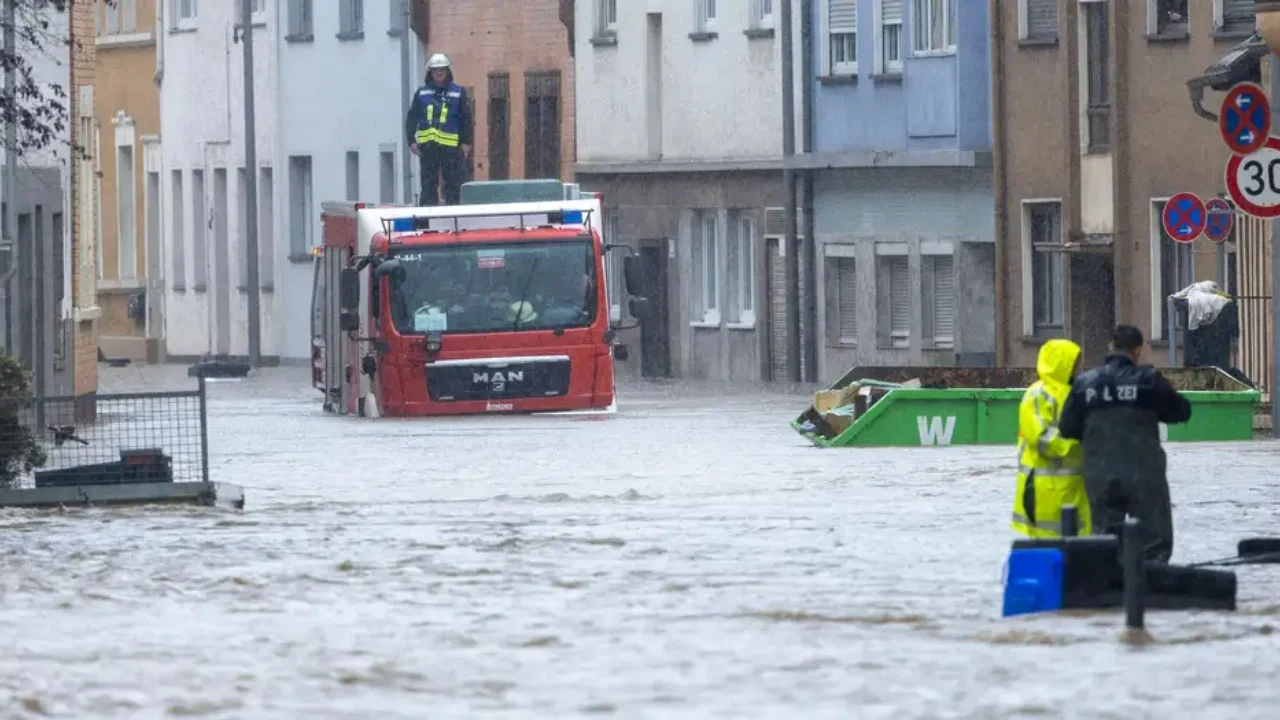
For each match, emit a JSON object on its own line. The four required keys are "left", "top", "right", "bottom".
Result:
{"left": 198, "top": 376, "right": 210, "bottom": 483}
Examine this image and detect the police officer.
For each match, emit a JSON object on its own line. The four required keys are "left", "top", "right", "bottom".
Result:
{"left": 1058, "top": 325, "right": 1192, "bottom": 563}
{"left": 405, "top": 53, "right": 472, "bottom": 206}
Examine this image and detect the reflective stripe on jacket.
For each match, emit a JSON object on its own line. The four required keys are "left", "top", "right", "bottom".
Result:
{"left": 1010, "top": 338, "right": 1091, "bottom": 538}
{"left": 410, "top": 83, "right": 465, "bottom": 148}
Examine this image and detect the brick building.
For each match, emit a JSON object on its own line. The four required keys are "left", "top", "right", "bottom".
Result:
{"left": 421, "top": 0, "right": 576, "bottom": 182}
{"left": 70, "top": 0, "right": 101, "bottom": 398}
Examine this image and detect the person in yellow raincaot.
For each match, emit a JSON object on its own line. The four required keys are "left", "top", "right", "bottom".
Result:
{"left": 1010, "top": 338, "right": 1092, "bottom": 538}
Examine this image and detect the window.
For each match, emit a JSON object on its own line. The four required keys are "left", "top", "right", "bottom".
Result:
{"left": 921, "top": 253, "right": 954, "bottom": 348}
{"left": 1026, "top": 201, "right": 1064, "bottom": 331}
{"left": 1150, "top": 0, "right": 1188, "bottom": 35}
{"left": 339, "top": 0, "right": 364, "bottom": 36}
{"left": 288, "top": 155, "right": 313, "bottom": 257}
{"left": 379, "top": 150, "right": 395, "bottom": 203}
{"left": 596, "top": 0, "right": 617, "bottom": 34}
{"left": 1217, "top": 0, "right": 1256, "bottom": 35}
{"left": 692, "top": 210, "right": 720, "bottom": 324}
{"left": 389, "top": 0, "right": 406, "bottom": 35}
{"left": 169, "top": 0, "right": 196, "bottom": 30}
{"left": 234, "top": 0, "right": 266, "bottom": 22}
{"left": 191, "top": 169, "right": 207, "bottom": 287}
{"left": 97, "top": 0, "right": 137, "bottom": 36}
{"left": 1084, "top": 1, "right": 1111, "bottom": 152}
{"left": 878, "top": 0, "right": 903, "bottom": 74}
{"left": 258, "top": 167, "right": 274, "bottom": 291}
{"left": 726, "top": 211, "right": 756, "bottom": 327}
{"left": 171, "top": 170, "right": 185, "bottom": 289}
{"left": 751, "top": 0, "right": 774, "bottom": 29}
{"left": 876, "top": 252, "right": 910, "bottom": 348}
{"left": 1019, "top": 0, "right": 1058, "bottom": 41}
{"left": 912, "top": 0, "right": 956, "bottom": 54}
{"left": 831, "top": 254, "right": 857, "bottom": 345}
{"left": 287, "top": 0, "right": 313, "bottom": 38}
{"left": 345, "top": 151, "right": 359, "bottom": 201}
{"left": 1153, "top": 200, "right": 1196, "bottom": 339}
{"left": 116, "top": 144, "right": 137, "bottom": 280}
{"left": 827, "top": 0, "right": 858, "bottom": 74}
{"left": 695, "top": 0, "right": 716, "bottom": 32}
{"left": 524, "top": 71, "right": 561, "bottom": 179}
{"left": 488, "top": 72, "right": 511, "bottom": 180}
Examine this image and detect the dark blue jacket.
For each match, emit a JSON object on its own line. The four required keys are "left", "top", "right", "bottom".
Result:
{"left": 404, "top": 79, "right": 472, "bottom": 149}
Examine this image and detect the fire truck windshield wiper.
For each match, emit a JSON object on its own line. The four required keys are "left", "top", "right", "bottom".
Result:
{"left": 512, "top": 257, "right": 540, "bottom": 331}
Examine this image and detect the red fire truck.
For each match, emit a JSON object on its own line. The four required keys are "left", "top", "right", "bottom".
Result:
{"left": 310, "top": 180, "right": 649, "bottom": 418}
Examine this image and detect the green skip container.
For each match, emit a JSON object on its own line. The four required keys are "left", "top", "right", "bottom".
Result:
{"left": 793, "top": 366, "right": 1261, "bottom": 448}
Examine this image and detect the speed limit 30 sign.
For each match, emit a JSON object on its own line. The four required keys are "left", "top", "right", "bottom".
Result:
{"left": 1227, "top": 135, "right": 1280, "bottom": 218}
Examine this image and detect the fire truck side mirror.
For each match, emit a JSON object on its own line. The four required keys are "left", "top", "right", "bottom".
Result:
{"left": 339, "top": 310, "right": 360, "bottom": 332}
{"left": 339, "top": 268, "right": 360, "bottom": 310}
{"left": 628, "top": 296, "right": 651, "bottom": 320}
{"left": 622, "top": 254, "right": 644, "bottom": 296}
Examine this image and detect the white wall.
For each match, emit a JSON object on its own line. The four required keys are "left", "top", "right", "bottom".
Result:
{"left": 159, "top": 0, "right": 279, "bottom": 358}
{"left": 275, "top": 1, "right": 420, "bottom": 361}
{"left": 574, "top": 0, "right": 803, "bottom": 163}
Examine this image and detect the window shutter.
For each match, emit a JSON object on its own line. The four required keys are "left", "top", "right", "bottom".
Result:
{"left": 829, "top": 0, "right": 856, "bottom": 31}
{"left": 889, "top": 255, "right": 908, "bottom": 335}
{"left": 931, "top": 255, "right": 954, "bottom": 343}
{"left": 1223, "top": 0, "right": 1256, "bottom": 29}
{"left": 837, "top": 258, "right": 857, "bottom": 340}
{"left": 1027, "top": 0, "right": 1057, "bottom": 38}
{"left": 882, "top": 0, "right": 902, "bottom": 23}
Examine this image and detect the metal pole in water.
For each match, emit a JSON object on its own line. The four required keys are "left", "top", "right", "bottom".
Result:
{"left": 1122, "top": 517, "right": 1145, "bottom": 630}
{"left": 1270, "top": 57, "right": 1280, "bottom": 438}
{"left": 400, "top": 0, "right": 413, "bottom": 205}
{"left": 1060, "top": 505, "right": 1078, "bottom": 538}
{"left": 781, "top": 0, "right": 801, "bottom": 383}
{"left": 240, "top": 0, "right": 261, "bottom": 369}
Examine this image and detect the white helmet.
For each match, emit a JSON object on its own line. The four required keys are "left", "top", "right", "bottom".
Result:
{"left": 427, "top": 53, "right": 451, "bottom": 70}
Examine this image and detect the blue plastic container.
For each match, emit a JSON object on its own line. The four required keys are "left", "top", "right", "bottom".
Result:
{"left": 1002, "top": 547, "right": 1065, "bottom": 617}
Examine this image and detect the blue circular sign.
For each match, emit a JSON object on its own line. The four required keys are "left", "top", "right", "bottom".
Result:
{"left": 1162, "top": 192, "right": 1206, "bottom": 243}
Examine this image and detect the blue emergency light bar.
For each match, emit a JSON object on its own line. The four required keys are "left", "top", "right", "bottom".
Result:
{"left": 381, "top": 207, "right": 591, "bottom": 236}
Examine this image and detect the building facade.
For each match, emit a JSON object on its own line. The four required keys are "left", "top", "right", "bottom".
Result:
{"left": 93, "top": 0, "right": 163, "bottom": 363}
{"left": 574, "top": 0, "right": 802, "bottom": 381}
{"left": 804, "top": 0, "right": 995, "bottom": 382}
{"left": 159, "top": 0, "right": 280, "bottom": 363}
{"left": 992, "top": 0, "right": 1260, "bottom": 370}
{"left": 425, "top": 0, "right": 576, "bottom": 183}
{"left": 70, "top": 0, "right": 102, "bottom": 397}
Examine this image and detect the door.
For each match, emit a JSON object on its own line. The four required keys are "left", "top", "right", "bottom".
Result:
{"left": 213, "top": 169, "right": 231, "bottom": 357}
{"left": 638, "top": 240, "right": 671, "bottom": 378}
{"left": 766, "top": 237, "right": 808, "bottom": 381}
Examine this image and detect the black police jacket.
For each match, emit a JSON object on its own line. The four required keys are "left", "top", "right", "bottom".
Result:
{"left": 1059, "top": 354, "right": 1192, "bottom": 488}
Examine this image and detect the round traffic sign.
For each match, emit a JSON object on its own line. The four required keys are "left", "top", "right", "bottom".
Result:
{"left": 1204, "top": 197, "right": 1233, "bottom": 243}
{"left": 1220, "top": 82, "right": 1271, "bottom": 155}
{"left": 1226, "top": 136, "right": 1280, "bottom": 218}
{"left": 1162, "top": 192, "right": 1206, "bottom": 243}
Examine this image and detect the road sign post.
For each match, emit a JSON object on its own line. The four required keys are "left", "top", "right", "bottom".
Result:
{"left": 1220, "top": 82, "right": 1272, "bottom": 155}
{"left": 1162, "top": 192, "right": 1207, "bottom": 242}
{"left": 1204, "top": 197, "right": 1234, "bottom": 243}
{"left": 1226, "top": 135, "right": 1280, "bottom": 218}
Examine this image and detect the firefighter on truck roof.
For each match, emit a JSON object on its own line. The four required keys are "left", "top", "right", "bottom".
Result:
{"left": 405, "top": 53, "right": 473, "bottom": 206}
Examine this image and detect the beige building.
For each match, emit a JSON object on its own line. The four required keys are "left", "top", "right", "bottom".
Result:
{"left": 992, "top": 0, "right": 1269, "bottom": 381}
{"left": 93, "top": 0, "right": 163, "bottom": 362}
{"left": 70, "top": 0, "right": 101, "bottom": 399}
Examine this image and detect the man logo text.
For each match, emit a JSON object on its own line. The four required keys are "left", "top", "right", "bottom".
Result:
{"left": 474, "top": 370, "right": 523, "bottom": 385}
{"left": 917, "top": 416, "right": 957, "bottom": 445}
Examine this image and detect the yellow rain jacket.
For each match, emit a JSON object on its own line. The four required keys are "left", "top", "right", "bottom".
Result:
{"left": 1010, "top": 338, "right": 1091, "bottom": 538}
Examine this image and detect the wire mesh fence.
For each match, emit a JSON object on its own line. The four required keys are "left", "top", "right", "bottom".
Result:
{"left": 0, "top": 380, "right": 209, "bottom": 491}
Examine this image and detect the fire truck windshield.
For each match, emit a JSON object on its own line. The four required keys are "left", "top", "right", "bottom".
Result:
{"left": 387, "top": 240, "right": 598, "bottom": 335}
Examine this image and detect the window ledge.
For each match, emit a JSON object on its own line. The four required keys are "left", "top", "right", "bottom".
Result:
{"left": 871, "top": 72, "right": 903, "bottom": 84}
{"left": 387, "top": 28, "right": 404, "bottom": 37}
{"left": 689, "top": 31, "right": 719, "bottom": 42}
{"left": 237, "top": 284, "right": 277, "bottom": 293}
{"left": 168, "top": 25, "right": 197, "bottom": 35}
{"left": 590, "top": 33, "right": 618, "bottom": 47}
{"left": 285, "top": 32, "right": 314, "bottom": 43}
{"left": 726, "top": 322, "right": 756, "bottom": 331}
{"left": 744, "top": 27, "right": 774, "bottom": 40}
{"left": 1146, "top": 30, "right": 1189, "bottom": 44}
{"left": 233, "top": 19, "right": 268, "bottom": 30}
{"left": 690, "top": 320, "right": 720, "bottom": 329}
{"left": 1212, "top": 27, "right": 1256, "bottom": 41}
{"left": 828, "top": 340, "right": 858, "bottom": 348}
{"left": 74, "top": 306, "right": 102, "bottom": 322}
{"left": 172, "top": 285, "right": 186, "bottom": 293}
{"left": 911, "top": 49, "right": 956, "bottom": 59}
{"left": 192, "top": 283, "right": 208, "bottom": 293}
{"left": 817, "top": 74, "right": 857, "bottom": 86}
{"left": 1017, "top": 36, "right": 1058, "bottom": 47}
{"left": 336, "top": 30, "right": 365, "bottom": 41}
{"left": 95, "top": 32, "right": 155, "bottom": 49}
{"left": 288, "top": 253, "right": 314, "bottom": 264}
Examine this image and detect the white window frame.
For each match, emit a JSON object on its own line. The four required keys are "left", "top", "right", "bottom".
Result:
{"left": 825, "top": 244, "right": 858, "bottom": 346}
{"left": 1017, "top": 0, "right": 1059, "bottom": 41}
{"left": 911, "top": 0, "right": 956, "bottom": 57}
{"left": 695, "top": 0, "right": 717, "bottom": 33}
{"left": 920, "top": 242, "right": 955, "bottom": 349}
{"left": 822, "top": 0, "right": 858, "bottom": 75}
{"left": 235, "top": 0, "right": 268, "bottom": 25}
{"left": 1213, "top": 0, "right": 1256, "bottom": 34}
{"left": 170, "top": 169, "right": 186, "bottom": 290}
{"left": 258, "top": 166, "right": 275, "bottom": 292}
{"left": 171, "top": 0, "right": 197, "bottom": 31}
{"left": 875, "top": 241, "right": 910, "bottom": 348}
{"left": 726, "top": 211, "right": 757, "bottom": 329}
{"left": 1079, "top": 0, "right": 1111, "bottom": 154}
{"left": 1020, "top": 199, "right": 1066, "bottom": 337}
{"left": 288, "top": 156, "right": 313, "bottom": 257}
{"left": 97, "top": 0, "right": 138, "bottom": 37}
{"left": 751, "top": 0, "right": 774, "bottom": 29}
{"left": 1147, "top": 0, "right": 1188, "bottom": 36}
{"left": 692, "top": 210, "right": 721, "bottom": 326}
{"left": 596, "top": 0, "right": 617, "bottom": 34}
{"left": 338, "top": 0, "right": 364, "bottom": 35}
{"left": 1149, "top": 197, "right": 1197, "bottom": 342}
{"left": 875, "top": 0, "right": 903, "bottom": 75}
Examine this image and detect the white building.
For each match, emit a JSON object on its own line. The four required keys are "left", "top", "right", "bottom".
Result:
{"left": 573, "top": 0, "right": 804, "bottom": 381}
{"left": 158, "top": 0, "right": 280, "bottom": 361}
{"left": 276, "top": 0, "right": 423, "bottom": 361}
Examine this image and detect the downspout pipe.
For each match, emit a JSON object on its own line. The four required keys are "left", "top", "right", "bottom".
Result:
{"left": 2, "top": 0, "right": 17, "bottom": 356}
{"left": 989, "top": 0, "right": 1007, "bottom": 367}
{"left": 800, "top": 0, "right": 818, "bottom": 383}
{"left": 781, "top": 0, "right": 801, "bottom": 383}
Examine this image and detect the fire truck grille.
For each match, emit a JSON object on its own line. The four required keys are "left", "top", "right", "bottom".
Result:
{"left": 425, "top": 359, "right": 572, "bottom": 402}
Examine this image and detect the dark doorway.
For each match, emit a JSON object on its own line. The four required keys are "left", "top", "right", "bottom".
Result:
{"left": 638, "top": 240, "right": 671, "bottom": 378}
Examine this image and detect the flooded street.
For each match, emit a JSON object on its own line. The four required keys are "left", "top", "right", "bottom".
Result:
{"left": 3, "top": 366, "right": 1280, "bottom": 719}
